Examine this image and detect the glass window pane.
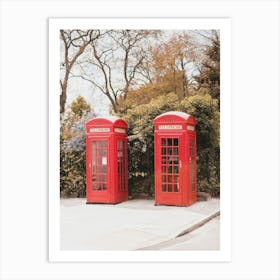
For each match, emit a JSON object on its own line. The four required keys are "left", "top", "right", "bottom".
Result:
{"left": 161, "top": 156, "right": 167, "bottom": 164}
{"left": 167, "top": 174, "right": 172, "bottom": 183}
{"left": 118, "top": 140, "right": 125, "bottom": 192}
{"left": 167, "top": 165, "right": 172, "bottom": 173}
{"left": 168, "top": 184, "right": 172, "bottom": 192}
{"left": 167, "top": 138, "right": 172, "bottom": 146}
{"left": 189, "top": 137, "right": 195, "bottom": 192}
{"left": 91, "top": 140, "right": 108, "bottom": 191}
{"left": 159, "top": 137, "right": 181, "bottom": 193}
{"left": 92, "top": 142, "right": 96, "bottom": 155}
{"left": 168, "top": 147, "right": 172, "bottom": 155}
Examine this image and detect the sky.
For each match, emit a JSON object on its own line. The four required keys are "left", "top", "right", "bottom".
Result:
{"left": 67, "top": 76, "right": 111, "bottom": 116}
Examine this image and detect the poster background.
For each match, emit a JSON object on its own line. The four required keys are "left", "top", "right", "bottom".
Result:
{"left": 0, "top": 0, "right": 279, "bottom": 279}
{"left": 49, "top": 17, "right": 231, "bottom": 262}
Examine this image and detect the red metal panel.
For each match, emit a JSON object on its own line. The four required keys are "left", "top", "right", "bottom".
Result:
{"left": 154, "top": 111, "right": 197, "bottom": 206}
{"left": 85, "top": 117, "right": 128, "bottom": 204}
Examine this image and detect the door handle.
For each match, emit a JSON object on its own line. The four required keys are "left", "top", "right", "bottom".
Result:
{"left": 179, "top": 160, "right": 182, "bottom": 168}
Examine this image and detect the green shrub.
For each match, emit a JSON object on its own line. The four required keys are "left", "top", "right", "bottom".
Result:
{"left": 60, "top": 149, "right": 86, "bottom": 197}
{"left": 60, "top": 96, "right": 94, "bottom": 197}
{"left": 120, "top": 93, "right": 180, "bottom": 196}
{"left": 180, "top": 93, "right": 220, "bottom": 195}
{"left": 120, "top": 92, "right": 220, "bottom": 197}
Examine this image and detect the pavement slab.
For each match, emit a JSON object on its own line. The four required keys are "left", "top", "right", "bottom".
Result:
{"left": 60, "top": 198, "right": 220, "bottom": 250}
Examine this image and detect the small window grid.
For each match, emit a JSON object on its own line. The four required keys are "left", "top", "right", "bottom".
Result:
{"left": 117, "top": 140, "right": 126, "bottom": 191}
{"left": 189, "top": 138, "right": 196, "bottom": 192}
{"left": 92, "top": 140, "right": 107, "bottom": 191}
{"left": 160, "top": 138, "right": 179, "bottom": 192}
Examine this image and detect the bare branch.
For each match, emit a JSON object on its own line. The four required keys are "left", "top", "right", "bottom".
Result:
{"left": 72, "top": 74, "right": 106, "bottom": 94}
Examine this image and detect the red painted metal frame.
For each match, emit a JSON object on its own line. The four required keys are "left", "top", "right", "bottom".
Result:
{"left": 86, "top": 117, "right": 128, "bottom": 204}
{"left": 154, "top": 111, "right": 197, "bottom": 206}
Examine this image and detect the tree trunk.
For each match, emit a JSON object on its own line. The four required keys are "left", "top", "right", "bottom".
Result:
{"left": 60, "top": 69, "right": 70, "bottom": 114}
{"left": 60, "top": 85, "right": 67, "bottom": 114}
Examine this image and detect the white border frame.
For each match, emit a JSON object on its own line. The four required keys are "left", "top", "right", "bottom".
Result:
{"left": 49, "top": 18, "right": 231, "bottom": 262}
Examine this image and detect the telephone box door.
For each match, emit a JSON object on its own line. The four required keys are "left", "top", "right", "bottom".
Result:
{"left": 188, "top": 135, "right": 197, "bottom": 204}
{"left": 87, "top": 137, "right": 110, "bottom": 202}
{"left": 156, "top": 134, "right": 185, "bottom": 205}
{"left": 117, "top": 138, "right": 127, "bottom": 193}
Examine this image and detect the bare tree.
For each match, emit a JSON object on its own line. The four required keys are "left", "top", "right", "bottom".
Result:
{"left": 75, "top": 30, "right": 159, "bottom": 113}
{"left": 60, "top": 29, "right": 100, "bottom": 114}
{"left": 114, "top": 30, "right": 159, "bottom": 99}
{"left": 73, "top": 30, "right": 119, "bottom": 113}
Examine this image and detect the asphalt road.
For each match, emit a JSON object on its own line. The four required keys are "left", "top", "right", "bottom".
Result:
{"left": 139, "top": 215, "right": 220, "bottom": 250}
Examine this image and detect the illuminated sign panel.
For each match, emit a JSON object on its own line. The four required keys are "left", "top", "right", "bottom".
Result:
{"left": 158, "top": 125, "right": 183, "bottom": 130}
{"left": 89, "top": 127, "right": 110, "bottom": 133}
{"left": 114, "top": 128, "right": 126, "bottom": 133}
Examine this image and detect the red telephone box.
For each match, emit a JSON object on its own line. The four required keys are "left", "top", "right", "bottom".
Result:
{"left": 85, "top": 116, "right": 128, "bottom": 204}
{"left": 154, "top": 111, "right": 197, "bottom": 206}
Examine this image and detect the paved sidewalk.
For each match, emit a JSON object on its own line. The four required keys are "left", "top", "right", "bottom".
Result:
{"left": 138, "top": 216, "right": 220, "bottom": 250}
{"left": 60, "top": 198, "right": 220, "bottom": 250}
